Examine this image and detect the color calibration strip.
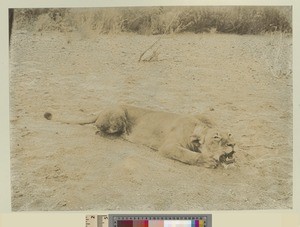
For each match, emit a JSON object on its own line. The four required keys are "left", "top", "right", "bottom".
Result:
{"left": 111, "top": 215, "right": 211, "bottom": 227}
{"left": 116, "top": 219, "right": 205, "bottom": 227}
{"left": 86, "top": 214, "right": 212, "bottom": 227}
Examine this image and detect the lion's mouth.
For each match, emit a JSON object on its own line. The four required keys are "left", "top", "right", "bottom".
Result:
{"left": 219, "top": 150, "right": 235, "bottom": 165}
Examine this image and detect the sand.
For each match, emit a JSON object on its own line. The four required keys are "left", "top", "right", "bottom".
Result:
{"left": 9, "top": 30, "right": 292, "bottom": 211}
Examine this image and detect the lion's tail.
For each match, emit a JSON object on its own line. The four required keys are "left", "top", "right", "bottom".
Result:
{"left": 44, "top": 112, "right": 98, "bottom": 125}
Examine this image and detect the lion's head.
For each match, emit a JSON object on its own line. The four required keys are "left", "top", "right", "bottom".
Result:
{"left": 191, "top": 126, "right": 236, "bottom": 166}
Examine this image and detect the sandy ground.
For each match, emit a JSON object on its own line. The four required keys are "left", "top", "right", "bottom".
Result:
{"left": 9, "top": 30, "right": 292, "bottom": 211}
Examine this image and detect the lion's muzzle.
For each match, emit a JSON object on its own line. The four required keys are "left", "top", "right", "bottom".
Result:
{"left": 219, "top": 150, "right": 235, "bottom": 164}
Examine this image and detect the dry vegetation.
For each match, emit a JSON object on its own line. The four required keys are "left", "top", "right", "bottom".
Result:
{"left": 14, "top": 6, "right": 292, "bottom": 35}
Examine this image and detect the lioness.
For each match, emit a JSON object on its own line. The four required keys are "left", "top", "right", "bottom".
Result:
{"left": 44, "top": 104, "right": 236, "bottom": 168}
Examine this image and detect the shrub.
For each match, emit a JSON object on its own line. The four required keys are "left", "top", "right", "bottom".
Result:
{"left": 13, "top": 6, "right": 292, "bottom": 35}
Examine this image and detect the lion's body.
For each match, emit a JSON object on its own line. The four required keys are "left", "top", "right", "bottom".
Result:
{"left": 45, "top": 104, "right": 235, "bottom": 168}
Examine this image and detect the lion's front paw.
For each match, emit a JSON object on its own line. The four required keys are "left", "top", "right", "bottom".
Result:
{"left": 204, "top": 160, "right": 219, "bottom": 169}
{"left": 197, "top": 154, "right": 219, "bottom": 168}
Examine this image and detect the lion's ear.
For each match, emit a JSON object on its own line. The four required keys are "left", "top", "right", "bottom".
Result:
{"left": 190, "top": 136, "right": 201, "bottom": 149}
{"left": 190, "top": 134, "right": 205, "bottom": 146}
{"left": 191, "top": 126, "right": 206, "bottom": 144}
{"left": 190, "top": 135, "right": 200, "bottom": 143}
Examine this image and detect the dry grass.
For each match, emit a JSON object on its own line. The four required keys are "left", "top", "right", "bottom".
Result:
{"left": 13, "top": 6, "right": 292, "bottom": 35}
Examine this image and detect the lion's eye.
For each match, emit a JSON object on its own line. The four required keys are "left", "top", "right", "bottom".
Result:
{"left": 214, "top": 135, "right": 220, "bottom": 139}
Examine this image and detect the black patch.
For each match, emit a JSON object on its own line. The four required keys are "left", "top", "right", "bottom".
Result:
{"left": 219, "top": 150, "right": 235, "bottom": 163}
{"left": 44, "top": 112, "right": 52, "bottom": 120}
{"left": 188, "top": 139, "right": 201, "bottom": 153}
{"left": 98, "top": 123, "right": 124, "bottom": 136}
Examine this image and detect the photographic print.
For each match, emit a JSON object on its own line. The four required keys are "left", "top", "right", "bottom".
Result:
{"left": 9, "top": 6, "right": 292, "bottom": 211}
